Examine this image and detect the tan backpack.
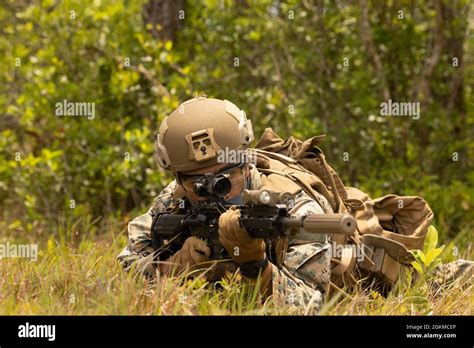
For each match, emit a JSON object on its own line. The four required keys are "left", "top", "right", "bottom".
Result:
{"left": 253, "top": 128, "right": 434, "bottom": 291}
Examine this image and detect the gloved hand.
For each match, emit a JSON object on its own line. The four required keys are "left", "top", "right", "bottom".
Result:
{"left": 218, "top": 207, "right": 265, "bottom": 264}
{"left": 161, "top": 236, "right": 211, "bottom": 275}
{"left": 219, "top": 207, "right": 272, "bottom": 298}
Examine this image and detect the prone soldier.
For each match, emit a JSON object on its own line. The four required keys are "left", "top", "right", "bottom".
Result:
{"left": 118, "top": 96, "right": 473, "bottom": 313}
{"left": 118, "top": 97, "right": 342, "bottom": 313}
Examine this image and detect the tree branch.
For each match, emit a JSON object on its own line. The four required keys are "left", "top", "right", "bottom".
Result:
{"left": 359, "top": 0, "right": 390, "bottom": 100}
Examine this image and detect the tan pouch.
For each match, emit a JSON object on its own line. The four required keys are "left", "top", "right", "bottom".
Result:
{"left": 254, "top": 128, "right": 434, "bottom": 289}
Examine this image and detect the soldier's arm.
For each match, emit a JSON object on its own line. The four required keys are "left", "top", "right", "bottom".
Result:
{"left": 268, "top": 190, "right": 333, "bottom": 314}
{"left": 117, "top": 180, "right": 177, "bottom": 278}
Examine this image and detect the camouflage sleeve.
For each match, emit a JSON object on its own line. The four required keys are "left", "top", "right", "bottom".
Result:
{"left": 433, "top": 259, "right": 473, "bottom": 287}
{"left": 270, "top": 190, "right": 333, "bottom": 314}
{"left": 117, "top": 180, "right": 178, "bottom": 277}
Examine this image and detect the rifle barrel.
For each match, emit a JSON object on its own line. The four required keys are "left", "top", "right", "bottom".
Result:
{"left": 282, "top": 214, "right": 356, "bottom": 235}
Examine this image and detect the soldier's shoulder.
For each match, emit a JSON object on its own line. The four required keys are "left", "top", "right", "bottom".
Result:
{"left": 149, "top": 179, "right": 183, "bottom": 214}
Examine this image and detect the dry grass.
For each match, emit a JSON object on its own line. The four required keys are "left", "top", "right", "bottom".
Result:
{"left": 0, "top": 219, "right": 472, "bottom": 315}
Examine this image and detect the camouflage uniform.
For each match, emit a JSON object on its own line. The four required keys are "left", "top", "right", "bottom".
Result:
{"left": 118, "top": 164, "right": 333, "bottom": 313}
{"left": 433, "top": 259, "right": 473, "bottom": 287}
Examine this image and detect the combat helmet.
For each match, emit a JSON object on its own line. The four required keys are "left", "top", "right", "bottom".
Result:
{"left": 156, "top": 97, "right": 254, "bottom": 172}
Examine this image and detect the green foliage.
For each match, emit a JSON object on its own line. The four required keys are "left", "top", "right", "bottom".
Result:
{"left": 409, "top": 226, "right": 445, "bottom": 275}
{"left": 0, "top": 0, "right": 472, "bottom": 249}
{"left": 1, "top": 0, "right": 472, "bottom": 316}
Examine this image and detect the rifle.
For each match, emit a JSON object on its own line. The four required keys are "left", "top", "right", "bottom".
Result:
{"left": 150, "top": 189, "right": 356, "bottom": 260}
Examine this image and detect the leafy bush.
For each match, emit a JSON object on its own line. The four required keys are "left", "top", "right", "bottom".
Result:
{"left": 0, "top": 0, "right": 472, "bottom": 248}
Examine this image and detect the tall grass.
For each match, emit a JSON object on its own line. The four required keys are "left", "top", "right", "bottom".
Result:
{"left": 0, "top": 218, "right": 472, "bottom": 315}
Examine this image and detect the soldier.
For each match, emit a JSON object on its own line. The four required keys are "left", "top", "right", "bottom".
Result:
{"left": 118, "top": 97, "right": 334, "bottom": 313}
{"left": 118, "top": 97, "right": 473, "bottom": 313}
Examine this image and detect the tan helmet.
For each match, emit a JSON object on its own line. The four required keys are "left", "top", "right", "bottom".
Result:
{"left": 156, "top": 97, "right": 254, "bottom": 172}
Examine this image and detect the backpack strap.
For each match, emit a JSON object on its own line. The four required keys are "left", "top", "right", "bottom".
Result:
{"left": 331, "top": 245, "right": 357, "bottom": 276}
{"left": 254, "top": 148, "right": 344, "bottom": 212}
{"left": 254, "top": 149, "right": 341, "bottom": 211}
